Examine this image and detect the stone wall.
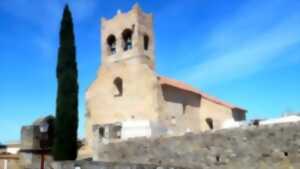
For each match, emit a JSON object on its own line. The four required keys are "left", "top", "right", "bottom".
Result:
{"left": 52, "top": 161, "right": 188, "bottom": 169}
{"left": 198, "top": 98, "right": 236, "bottom": 131}
{"left": 19, "top": 153, "right": 53, "bottom": 169}
{"left": 21, "top": 126, "right": 41, "bottom": 150}
{"left": 0, "top": 159, "right": 21, "bottom": 169}
{"left": 159, "top": 85, "right": 202, "bottom": 135}
{"left": 85, "top": 61, "right": 162, "bottom": 151}
{"left": 85, "top": 5, "right": 158, "bottom": 151}
{"left": 20, "top": 124, "right": 54, "bottom": 169}
{"left": 94, "top": 122, "right": 300, "bottom": 169}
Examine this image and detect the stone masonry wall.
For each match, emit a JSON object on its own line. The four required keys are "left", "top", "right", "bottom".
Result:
{"left": 52, "top": 161, "right": 188, "bottom": 169}
{"left": 21, "top": 126, "right": 41, "bottom": 150}
{"left": 94, "top": 122, "right": 300, "bottom": 169}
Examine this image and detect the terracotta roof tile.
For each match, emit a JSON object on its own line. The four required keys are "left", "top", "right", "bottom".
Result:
{"left": 158, "top": 76, "right": 246, "bottom": 112}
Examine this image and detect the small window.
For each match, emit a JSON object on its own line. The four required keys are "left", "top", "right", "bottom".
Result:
{"left": 122, "top": 29, "right": 133, "bottom": 51}
{"left": 114, "top": 77, "right": 123, "bottom": 97}
{"left": 144, "top": 34, "right": 149, "bottom": 50}
{"left": 182, "top": 104, "right": 187, "bottom": 114}
{"left": 205, "top": 118, "right": 213, "bottom": 130}
{"left": 107, "top": 34, "right": 116, "bottom": 55}
{"left": 115, "top": 125, "right": 122, "bottom": 139}
{"left": 99, "top": 127, "right": 105, "bottom": 137}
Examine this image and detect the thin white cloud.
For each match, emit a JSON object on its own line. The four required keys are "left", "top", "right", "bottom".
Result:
{"left": 0, "top": 0, "right": 98, "bottom": 59}
{"left": 205, "top": 0, "right": 287, "bottom": 52}
{"left": 178, "top": 0, "right": 300, "bottom": 87}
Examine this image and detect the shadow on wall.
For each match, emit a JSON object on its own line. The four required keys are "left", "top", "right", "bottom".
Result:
{"left": 94, "top": 122, "right": 300, "bottom": 169}
{"left": 161, "top": 85, "right": 201, "bottom": 108}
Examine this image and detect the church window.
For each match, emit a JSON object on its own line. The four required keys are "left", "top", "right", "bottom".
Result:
{"left": 122, "top": 29, "right": 133, "bottom": 51}
{"left": 115, "top": 125, "right": 122, "bottom": 139}
{"left": 205, "top": 118, "right": 214, "bottom": 130}
{"left": 107, "top": 34, "right": 116, "bottom": 55}
{"left": 99, "top": 127, "right": 105, "bottom": 137}
{"left": 144, "top": 34, "right": 149, "bottom": 50}
{"left": 182, "top": 103, "right": 187, "bottom": 114}
{"left": 114, "top": 77, "right": 123, "bottom": 97}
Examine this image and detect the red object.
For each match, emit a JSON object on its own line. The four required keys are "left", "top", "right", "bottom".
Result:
{"left": 40, "top": 153, "right": 44, "bottom": 169}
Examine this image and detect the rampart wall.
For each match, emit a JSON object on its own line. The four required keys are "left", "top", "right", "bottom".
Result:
{"left": 92, "top": 122, "right": 300, "bottom": 169}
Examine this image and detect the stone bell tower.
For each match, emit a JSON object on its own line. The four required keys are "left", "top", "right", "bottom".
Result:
{"left": 101, "top": 4, "right": 155, "bottom": 69}
{"left": 85, "top": 4, "right": 161, "bottom": 152}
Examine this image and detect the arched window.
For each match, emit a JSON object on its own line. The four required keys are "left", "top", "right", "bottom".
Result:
{"left": 205, "top": 118, "right": 214, "bottom": 130}
{"left": 107, "top": 34, "right": 116, "bottom": 55}
{"left": 114, "top": 77, "right": 123, "bottom": 97}
{"left": 122, "top": 29, "right": 133, "bottom": 51}
{"left": 144, "top": 34, "right": 149, "bottom": 50}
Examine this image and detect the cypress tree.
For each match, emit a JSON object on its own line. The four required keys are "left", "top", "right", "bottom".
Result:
{"left": 53, "top": 4, "right": 78, "bottom": 160}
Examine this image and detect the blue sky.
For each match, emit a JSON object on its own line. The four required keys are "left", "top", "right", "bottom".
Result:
{"left": 0, "top": 0, "right": 299, "bottom": 143}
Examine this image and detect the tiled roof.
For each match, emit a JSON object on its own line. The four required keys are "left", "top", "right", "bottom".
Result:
{"left": 158, "top": 76, "right": 246, "bottom": 112}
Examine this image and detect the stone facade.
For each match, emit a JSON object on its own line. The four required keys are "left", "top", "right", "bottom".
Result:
{"left": 93, "top": 122, "right": 300, "bottom": 169}
{"left": 85, "top": 4, "right": 246, "bottom": 154}
{"left": 19, "top": 116, "right": 55, "bottom": 169}
{"left": 85, "top": 4, "right": 160, "bottom": 151}
{"left": 21, "top": 126, "right": 41, "bottom": 150}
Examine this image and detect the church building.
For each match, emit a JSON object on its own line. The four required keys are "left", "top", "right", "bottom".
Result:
{"left": 85, "top": 4, "right": 246, "bottom": 151}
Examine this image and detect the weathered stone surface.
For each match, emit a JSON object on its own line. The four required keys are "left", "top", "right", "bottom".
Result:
{"left": 93, "top": 122, "right": 300, "bottom": 169}
{"left": 19, "top": 153, "right": 53, "bottom": 169}
{"left": 19, "top": 118, "right": 55, "bottom": 169}
{"left": 21, "top": 126, "right": 40, "bottom": 150}
{"left": 2, "top": 160, "right": 21, "bottom": 169}
{"left": 52, "top": 161, "right": 189, "bottom": 169}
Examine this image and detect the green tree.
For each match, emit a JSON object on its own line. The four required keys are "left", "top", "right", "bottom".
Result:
{"left": 52, "top": 4, "right": 78, "bottom": 160}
